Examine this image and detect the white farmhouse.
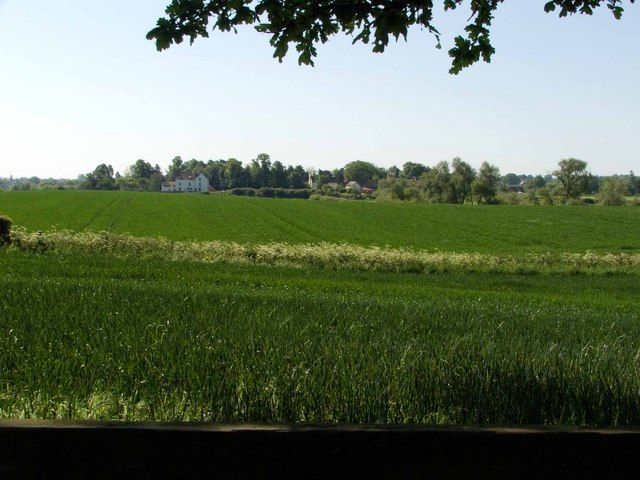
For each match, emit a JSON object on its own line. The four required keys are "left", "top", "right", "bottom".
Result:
{"left": 162, "top": 173, "right": 210, "bottom": 193}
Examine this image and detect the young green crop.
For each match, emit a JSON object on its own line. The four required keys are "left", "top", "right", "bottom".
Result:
{"left": 2, "top": 190, "right": 638, "bottom": 424}
{"left": 1, "top": 250, "right": 639, "bottom": 425}
{"left": 1, "top": 190, "right": 639, "bottom": 254}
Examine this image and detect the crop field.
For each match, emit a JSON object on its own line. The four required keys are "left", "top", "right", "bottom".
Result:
{"left": 2, "top": 190, "right": 639, "bottom": 253}
{"left": 2, "top": 250, "right": 640, "bottom": 424}
{"left": 1, "top": 191, "right": 639, "bottom": 426}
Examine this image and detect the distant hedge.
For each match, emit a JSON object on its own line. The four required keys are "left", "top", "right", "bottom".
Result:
{"left": 228, "top": 188, "right": 311, "bottom": 199}
{"left": 228, "top": 188, "right": 256, "bottom": 196}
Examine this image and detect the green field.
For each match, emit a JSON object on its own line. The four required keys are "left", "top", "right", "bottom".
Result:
{"left": 2, "top": 250, "right": 639, "bottom": 424}
{"left": 2, "top": 190, "right": 639, "bottom": 425}
{"left": 1, "top": 190, "right": 639, "bottom": 253}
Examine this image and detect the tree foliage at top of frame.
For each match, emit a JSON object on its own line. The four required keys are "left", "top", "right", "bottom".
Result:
{"left": 147, "top": 0, "right": 634, "bottom": 73}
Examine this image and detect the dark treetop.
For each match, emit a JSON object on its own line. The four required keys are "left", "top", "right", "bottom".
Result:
{"left": 147, "top": 1, "right": 634, "bottom": 74}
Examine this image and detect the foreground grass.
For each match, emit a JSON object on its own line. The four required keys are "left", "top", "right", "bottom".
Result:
{"left": 1, "top": 250, "right": 639, "bottom": 425}
{"left": 2, "top": 190, "right": 639, "bottom": 253}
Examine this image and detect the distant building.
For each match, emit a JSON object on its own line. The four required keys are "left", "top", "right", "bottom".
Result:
{"left": 506, "top": 181, "right": 526, "bottom": 193}
{"left": 162, "top": 173, "right": 210, "bottom": 193}
{"left": 345, "top": 181, "right": 362, "bottom": 193}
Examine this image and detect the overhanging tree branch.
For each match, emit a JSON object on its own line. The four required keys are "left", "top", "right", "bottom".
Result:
{"left": 147, "top": 0, "right": 635, "bottom": 74}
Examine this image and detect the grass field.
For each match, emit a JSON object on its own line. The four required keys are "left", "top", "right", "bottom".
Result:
{"left": 2, "top": 250, "right": 639, "bottom": 424}
{"left": 1, "top": 190, "right": 639, "bottom": 253}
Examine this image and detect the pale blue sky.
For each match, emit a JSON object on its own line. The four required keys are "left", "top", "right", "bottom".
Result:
{"left": 0, "top": 0, "right": 638, "bottom": 178}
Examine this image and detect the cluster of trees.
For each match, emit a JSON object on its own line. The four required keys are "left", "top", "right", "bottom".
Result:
{"left": 228, "top": 187, "right": 312, "bottom": 199}
{"left": 77, "top": 155, "right": 311, "bottom": 192}
{"left": 376, "top": 159, "right": 501, "bottom": 204}
{"left": 597, "top": 177, "right": 639, "bottom": 206}
{"left": 170, "top": 155, "right": 310, "bottom": 190}
{"left": 375, "top": 158, "right": 639, "bottom": 206}
{"left": 524, "top": 161, "right": 639, "bottom": 206}
{"left": 3, "top": 155, "right": 638, "bottom": 206}
{"left": 74, "top": 155, "right": 502, "bottom": 198}
{"left": 0, "top": 177, "right": 67, "bottom": 191}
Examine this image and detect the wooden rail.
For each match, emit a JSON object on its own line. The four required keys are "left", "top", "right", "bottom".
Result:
{"left": 1, "top": 421, "right": 639, "bottom": 478}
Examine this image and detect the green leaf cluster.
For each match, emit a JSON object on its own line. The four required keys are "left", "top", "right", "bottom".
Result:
{"left": 147, "top": 1, "right": 634, "bottom": 73}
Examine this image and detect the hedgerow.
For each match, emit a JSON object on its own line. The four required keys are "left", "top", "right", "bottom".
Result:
{"left": 10, "top": 228, "right": 640, "bottom": 274}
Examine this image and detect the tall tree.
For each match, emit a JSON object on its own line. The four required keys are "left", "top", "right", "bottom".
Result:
{"left": 377, "top": 178, "right": 407, "bottom": 201}
{"left": 524, "top": 175, "right": 546, "bottom": 191}
{"left": 402, "top": 162, "right": 429, "bottom": 180}
{"left": 598, "top": 177, "right": 629, "bottom": 206}
{"left": 629, "top": 170, "right": 639, "bottom": 196}
{"left": 419, "top": 161, "right": 454, "bottom": 203}
{"left": 270, "top": 161, "right": 288, "bottom": 188}
{"left": 247, "top": 159, "right": 261, "bottom": 188}
{"left": 148, "top": 172, "right": 165, "bottom": 192}
{"left": 387, "top": 165, "right": 401, "bottom": 178}
{"left": 130, "top": 159, "right": 156, "bottom": 179}
{"left": 332, "top": 168, "right": 345, "bottom": 185}
{"left": 553, "top": 158, "right": 589, "bottom": 199}
{"left": 256, "top": 153, "right": 272, "bottom": 188}
{"left": 183, "top": 159, "right": 207, "bottom": 176}
{"left": 451, "top": 157, "right": 476, "bottom": 204}
{"left": 203, "top": 159, "right": 226, "bottom": 190}
{"left": 223, "top": 158, "right": 248, "bottom": 188}
{"left": 344, "top": 160, "right": 383, "bottom": 187}
{"left": 314, "top": 169, "right": 333, "bottom": 188}
{"left": 148, "top": 1, "right": 634, "bottom": 74}
{"left": 167, "top": 156, "right": 185, "bottom": 180}
{"left": 287, "top": 165, "right": 308, "bottom": 189}
{"left": 82, "top": 164, "right": 117, "bottom": 190}
{"left": 502, "top": 173, "right": 521, "bottom": 187}
{"left": 472, "top": 162, "right": 500, "bottom": 204}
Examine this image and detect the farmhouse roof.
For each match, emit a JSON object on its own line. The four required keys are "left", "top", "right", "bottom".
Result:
{"left": 177, "top": 173, "right": 207, "bottom": 181}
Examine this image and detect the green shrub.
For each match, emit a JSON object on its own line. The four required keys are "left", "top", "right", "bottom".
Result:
{"left": 228, "top": 188, "right": 256, "bottom": 196}
{"left": 256, "top": 187, "right": 276, "bottom": 198}
{"left": 498, "top": 192, "right": 522, "bottom": 205}
{"left": 230, "top": 188, "right": 311, "bottom": 199}
{"left": 273, "top": 188, "right": 310, "bottom": 199}
{"left": 599, "top": 179, "right": 629, "bottom": 206}
{"left": 0, "top": 215, "right": 12, "bottom": 245}
{"left": 525, "top": 190, "right": 539, "bottom": 205}
{"left": 536, "top": 188, "right": 554, "bottom": 206}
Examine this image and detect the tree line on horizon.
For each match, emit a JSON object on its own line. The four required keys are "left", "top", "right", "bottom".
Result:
{"left": 2, "top": 155, "right": 639, "bottom": 206}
